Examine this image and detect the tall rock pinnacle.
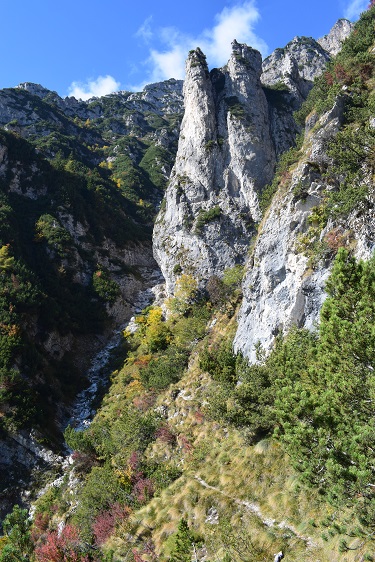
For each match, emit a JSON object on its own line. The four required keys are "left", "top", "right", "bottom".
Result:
{"left": 153, "top": 42, "right": 276, "bottom": 294}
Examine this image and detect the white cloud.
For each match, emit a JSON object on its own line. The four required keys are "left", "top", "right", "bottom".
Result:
{"left": 343, "top": 0, "right": 368, "bottom": 20}
{"left": 149, "top": 45, "right": 187, "bottom": 83}
{"left": 68, "top": 75, "right": 121, "bottom": 101}
{"left": 136, "top": 16, "right": 154, "bottom": 43}
{"left": 201, "top": 2, "right": 267, "bottom": 65}
{"left": 128, "top": 1, "right": 267, "bottom": 90}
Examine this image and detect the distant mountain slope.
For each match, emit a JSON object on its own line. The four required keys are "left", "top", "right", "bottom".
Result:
{"left": 0, "top": 79, "right": 183, "bottom": 514}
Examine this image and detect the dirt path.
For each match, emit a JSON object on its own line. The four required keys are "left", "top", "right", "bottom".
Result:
{"left": 194, "top": 475, "right": 316, "bottom": 549}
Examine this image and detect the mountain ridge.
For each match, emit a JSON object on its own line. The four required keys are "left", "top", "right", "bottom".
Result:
{"left": 1, "top": 12, "right": 374, "bottom": 562}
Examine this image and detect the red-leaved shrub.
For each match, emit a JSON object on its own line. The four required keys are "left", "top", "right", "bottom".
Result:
{"left": 133, "top": 477, "right": 154, "bottom": 504}
{"left": 34, "top": 524, "right": 88, "bottom": 562}
{"left": 92, "top": 503, "right": 130, "bottom": 546}
{"left": 155, "top": 423, "right": 176, "bottom": 445}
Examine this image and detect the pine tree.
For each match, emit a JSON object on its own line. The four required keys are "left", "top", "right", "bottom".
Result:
{"left": 170, "top": 518, "right": 199, "bottom": 562}
{"left": 0, "top": 505, "right": 33, "bottom": 561}
{"left": 275, "top": 249, "right": 375, "bottom": 516}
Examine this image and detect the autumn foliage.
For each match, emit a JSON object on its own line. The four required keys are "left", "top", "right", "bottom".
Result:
{"left": 34, "top": 524, "right": 89, "bottom": 562}
{"left": 92, "top": 503, "right": 130, "bottom": 546}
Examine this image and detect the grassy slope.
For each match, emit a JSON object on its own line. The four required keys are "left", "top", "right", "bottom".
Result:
{"left": 96, "top": 310, "right": 372, "bottom": 562}
{"left": 3, "top": 11, "right": 375, "bottom": 560}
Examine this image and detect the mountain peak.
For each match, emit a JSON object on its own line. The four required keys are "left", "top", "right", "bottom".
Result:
{"left": 230, "top": 39, "right": 262, "bottom": 74}
{"left": 318, "top": 18, "right": 354, "bottom": 56}
{"left": 16, "top": 82, "right": 58, "bottom": 99}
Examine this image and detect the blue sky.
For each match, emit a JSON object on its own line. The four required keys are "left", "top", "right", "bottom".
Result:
{"left": 0, "top": 0, "right": 369, "bottom": 99}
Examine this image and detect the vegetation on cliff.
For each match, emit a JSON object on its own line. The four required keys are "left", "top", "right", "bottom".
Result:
{"left": 1, "top": 5, "right": 375, "bottom": 562}
{"left": 3, "top": 247, "right": 374, "bottom": 561}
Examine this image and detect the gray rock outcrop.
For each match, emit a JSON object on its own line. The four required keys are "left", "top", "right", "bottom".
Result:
{"left": 234, "top": 97, "right": 375, "bottom": 362}
{"left": 153, "top": 43, "right": 276, "bottom": 294}
{"left": 261, "top": 19, "right": 353, "bottom": 156}
{"left": 0, "top": 79, "right": 184, "bottom": 162}
{"left": 261, "top": 36, "right": 330, "bottom": 101}
{"left": 318, "top": 19, "right": 354, "bottom": 56}
{"left": 153, "top": 20, "right": 354, "bottom": 295}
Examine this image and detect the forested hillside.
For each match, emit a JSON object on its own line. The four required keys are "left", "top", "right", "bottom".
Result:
{"left": 0, "top": 6, "right": 375, "bottom": 562}
{"left": 0, "top": 81, "right": 183, "bottom": 513}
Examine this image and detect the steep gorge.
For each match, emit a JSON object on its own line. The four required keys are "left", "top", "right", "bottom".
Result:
{"left": 1, "top": 10, "right": 375, "bottom": 561}
{"left": 0, "top": 80, "right": 184, "bottom": 516}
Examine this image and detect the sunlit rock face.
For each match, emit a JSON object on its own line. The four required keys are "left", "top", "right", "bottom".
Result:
{"left": 234, "top": 97, "right": 375, "bottom": 363}
{"left": 317, "top": 19, "right": 354, "bottom": 56}
{"left": 153, "top": 43, "right": 276, "bottom": 294}
{"left": 153, "top": 21, "right": 355, "bottom": 295}
{"left": 153, "top": 20, "right": 356, "bottom": 362}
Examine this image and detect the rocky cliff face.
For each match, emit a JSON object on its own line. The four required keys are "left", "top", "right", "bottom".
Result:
{"left": 261, "top": 19, "right": 353, "bottom": 156}
{"left": 0, "top": 79, "right": 183, "bottom": 166}
{"left": 261, "top": 35, "right": 331, "bottom": 157}
{"left": 153, "top": 21, "right": 353, "bottom": 296}
{"left": 234, "top": 137, "right": 375, "bottom": 362}
{"left": 234, "top": 19, "right": 375, "bottom": 363}
{"left": 6, "top": 79, "right": 183, "bottom": 135}
{"left": 233, "top": 100, "right": 343, "bottom": 361}
{"left": 154, "top": 43, "right": 276, "bottom": 294}
{"left": 317, "top": 18, "right": 354, "bottom": 56}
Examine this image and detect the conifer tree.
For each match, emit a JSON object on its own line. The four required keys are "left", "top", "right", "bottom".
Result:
{"left": 170, "top": 518, "right": 198, "bottom": 562}
{"left": 0, "top": 505, "right": 33, "bottom": 561}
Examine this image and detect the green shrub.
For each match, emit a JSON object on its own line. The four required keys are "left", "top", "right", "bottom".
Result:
{"left": 225, "top": 96, "right": 246, "bottom": 119}
{"left": 199, "top": 338, "right": 237, "bottom": 384}
{"left": 73, "top": 464, "right": 129, "bottom": 540}
{"left": 173, "top": 263, "right": 182, "bottom": 275}
{"left": 195, "top": 206, "right": 221, "bottom": 234}
{"left": 140, "top": 144, "right": 172, "bottom": 190}
{"left": 259, "top": 134, "right": 304, "bottom": 214}
{"left": 92, "top": 269, "right": 120, "bottom": 304}
{"left": 0, "top": 505, "right": 33, "bottom": 561}
{"left": 139, "top": 345, "right": 189, "bottom": 390}
{"left": 172, "top": 314, "right": 208, "bottom": 346}
{"left": 325, "top": 124, "right": 374, "bottom": 217}
{"left": 35, "top": 214, "right": 72, "bottom": 257}
{"left": 222, "top": 264, "right": 244, "bottom": 288}
{"left": 204, "top": 140, "right": 216, "bottom": 151}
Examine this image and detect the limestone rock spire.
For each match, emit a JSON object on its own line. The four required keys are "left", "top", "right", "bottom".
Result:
{"left": 153, "top": 42, "right": 276, "bottom": 294}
